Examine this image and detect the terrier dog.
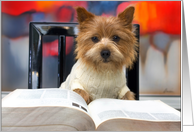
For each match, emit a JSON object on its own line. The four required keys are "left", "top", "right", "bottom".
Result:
{"left": 60, "top": 6, "right": 138, "bottom": 104}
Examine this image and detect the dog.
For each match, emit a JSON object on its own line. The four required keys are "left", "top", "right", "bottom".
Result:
{"left": 60, "top": 6, "right": 138, "bottom": 104}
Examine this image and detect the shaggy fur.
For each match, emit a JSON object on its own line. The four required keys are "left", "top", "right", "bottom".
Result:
{"left": 75, "top": 7, "right": 138, "bottom": 72}
{"left": 60, "top": 6, "right": 138, "bottom": 104}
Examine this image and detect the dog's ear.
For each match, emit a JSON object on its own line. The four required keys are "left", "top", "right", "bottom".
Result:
{"left": 75, "top": 7, "right": 94, "bottom": 23}
{"left": 118, "top": 6, "right": 135, "bottom": 25}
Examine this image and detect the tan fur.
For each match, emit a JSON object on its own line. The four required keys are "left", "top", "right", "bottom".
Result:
{"left": 121, "top": 91, "right": 135, "bottom": 100}
{"left": 75, "top": 6, "right": 138, "bottom": 72}
{"left": 70, "top": 6, "right": 137, "bottom": 103}
{"left": 73, "top": 89, "right": 92, "bottom": 104}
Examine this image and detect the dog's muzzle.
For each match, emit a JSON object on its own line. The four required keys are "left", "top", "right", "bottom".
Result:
{"left": 101, "top": 50, "right": 111, "bottom": 61}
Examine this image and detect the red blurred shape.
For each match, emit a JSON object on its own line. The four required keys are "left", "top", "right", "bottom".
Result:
{"left": 2, "top": 1, "right": 88, "bottom": 16}
{"left": 117, "top": 1, "right": 181, "bottom": 35}
{"left": 43, "top": 37, "right": 74, "bottom": 57}
{"left": 57, "top": 7, "right": 74, "bottom": 22}
{"left": 2, "top": 1, "right": 37, "bottom": 16}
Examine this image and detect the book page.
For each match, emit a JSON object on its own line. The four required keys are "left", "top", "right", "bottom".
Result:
{"left": 96, "top": 118, "right": 181, "bottom": 131}
{"left": 2, "top": 88, "right": 88, "bottom": 113}
{"left": 2, "top": 106, "right": 95, "bottom": 131}
{"left": 88, "top": 98, "right": 180, "bottom": 127}
{"left": 2, "top": 89, "right": 96, "bottom": 131}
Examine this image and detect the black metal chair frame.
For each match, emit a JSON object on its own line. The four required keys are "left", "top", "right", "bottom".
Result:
{"left": 28, "top": 22, "right": 139, "bottom": 100}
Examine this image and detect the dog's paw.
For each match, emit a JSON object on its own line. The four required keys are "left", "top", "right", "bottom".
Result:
{"left": 121, "top": 91, "right": 135, "bottom": 100}
{"left": 73, "top": 89, "right": 92, "bottom": 104}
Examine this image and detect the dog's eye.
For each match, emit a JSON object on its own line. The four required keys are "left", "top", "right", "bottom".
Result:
{"left": 112, "top": 35, "right": 120, "bottom": 42}
{"left": 91, "top": 36, "right": 99, "bottom": 43}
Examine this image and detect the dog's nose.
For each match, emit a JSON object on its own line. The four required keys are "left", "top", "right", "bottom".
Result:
{"left": 101, "top": 50, "right": 111, "bottom": 59}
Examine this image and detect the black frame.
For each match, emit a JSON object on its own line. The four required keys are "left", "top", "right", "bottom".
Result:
{"left": 28, "top": 22, "right": 139, "bottom": 100}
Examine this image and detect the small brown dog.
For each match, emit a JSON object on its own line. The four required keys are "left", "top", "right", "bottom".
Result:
{"left": 60, "top": 6, "right": 138, "bottom": 104}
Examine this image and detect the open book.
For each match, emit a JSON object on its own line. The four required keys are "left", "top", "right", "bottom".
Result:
{"left": 2, "top": 88, "right": 181, "bottom": 131}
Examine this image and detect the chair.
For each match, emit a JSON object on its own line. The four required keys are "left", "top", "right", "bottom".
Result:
{"left": 28, "top": 22, "right": 139, "bottom": 100}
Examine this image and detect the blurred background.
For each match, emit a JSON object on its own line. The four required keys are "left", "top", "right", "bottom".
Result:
{"left": 1, "top": 1, "right": 181, "bottom": 96}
